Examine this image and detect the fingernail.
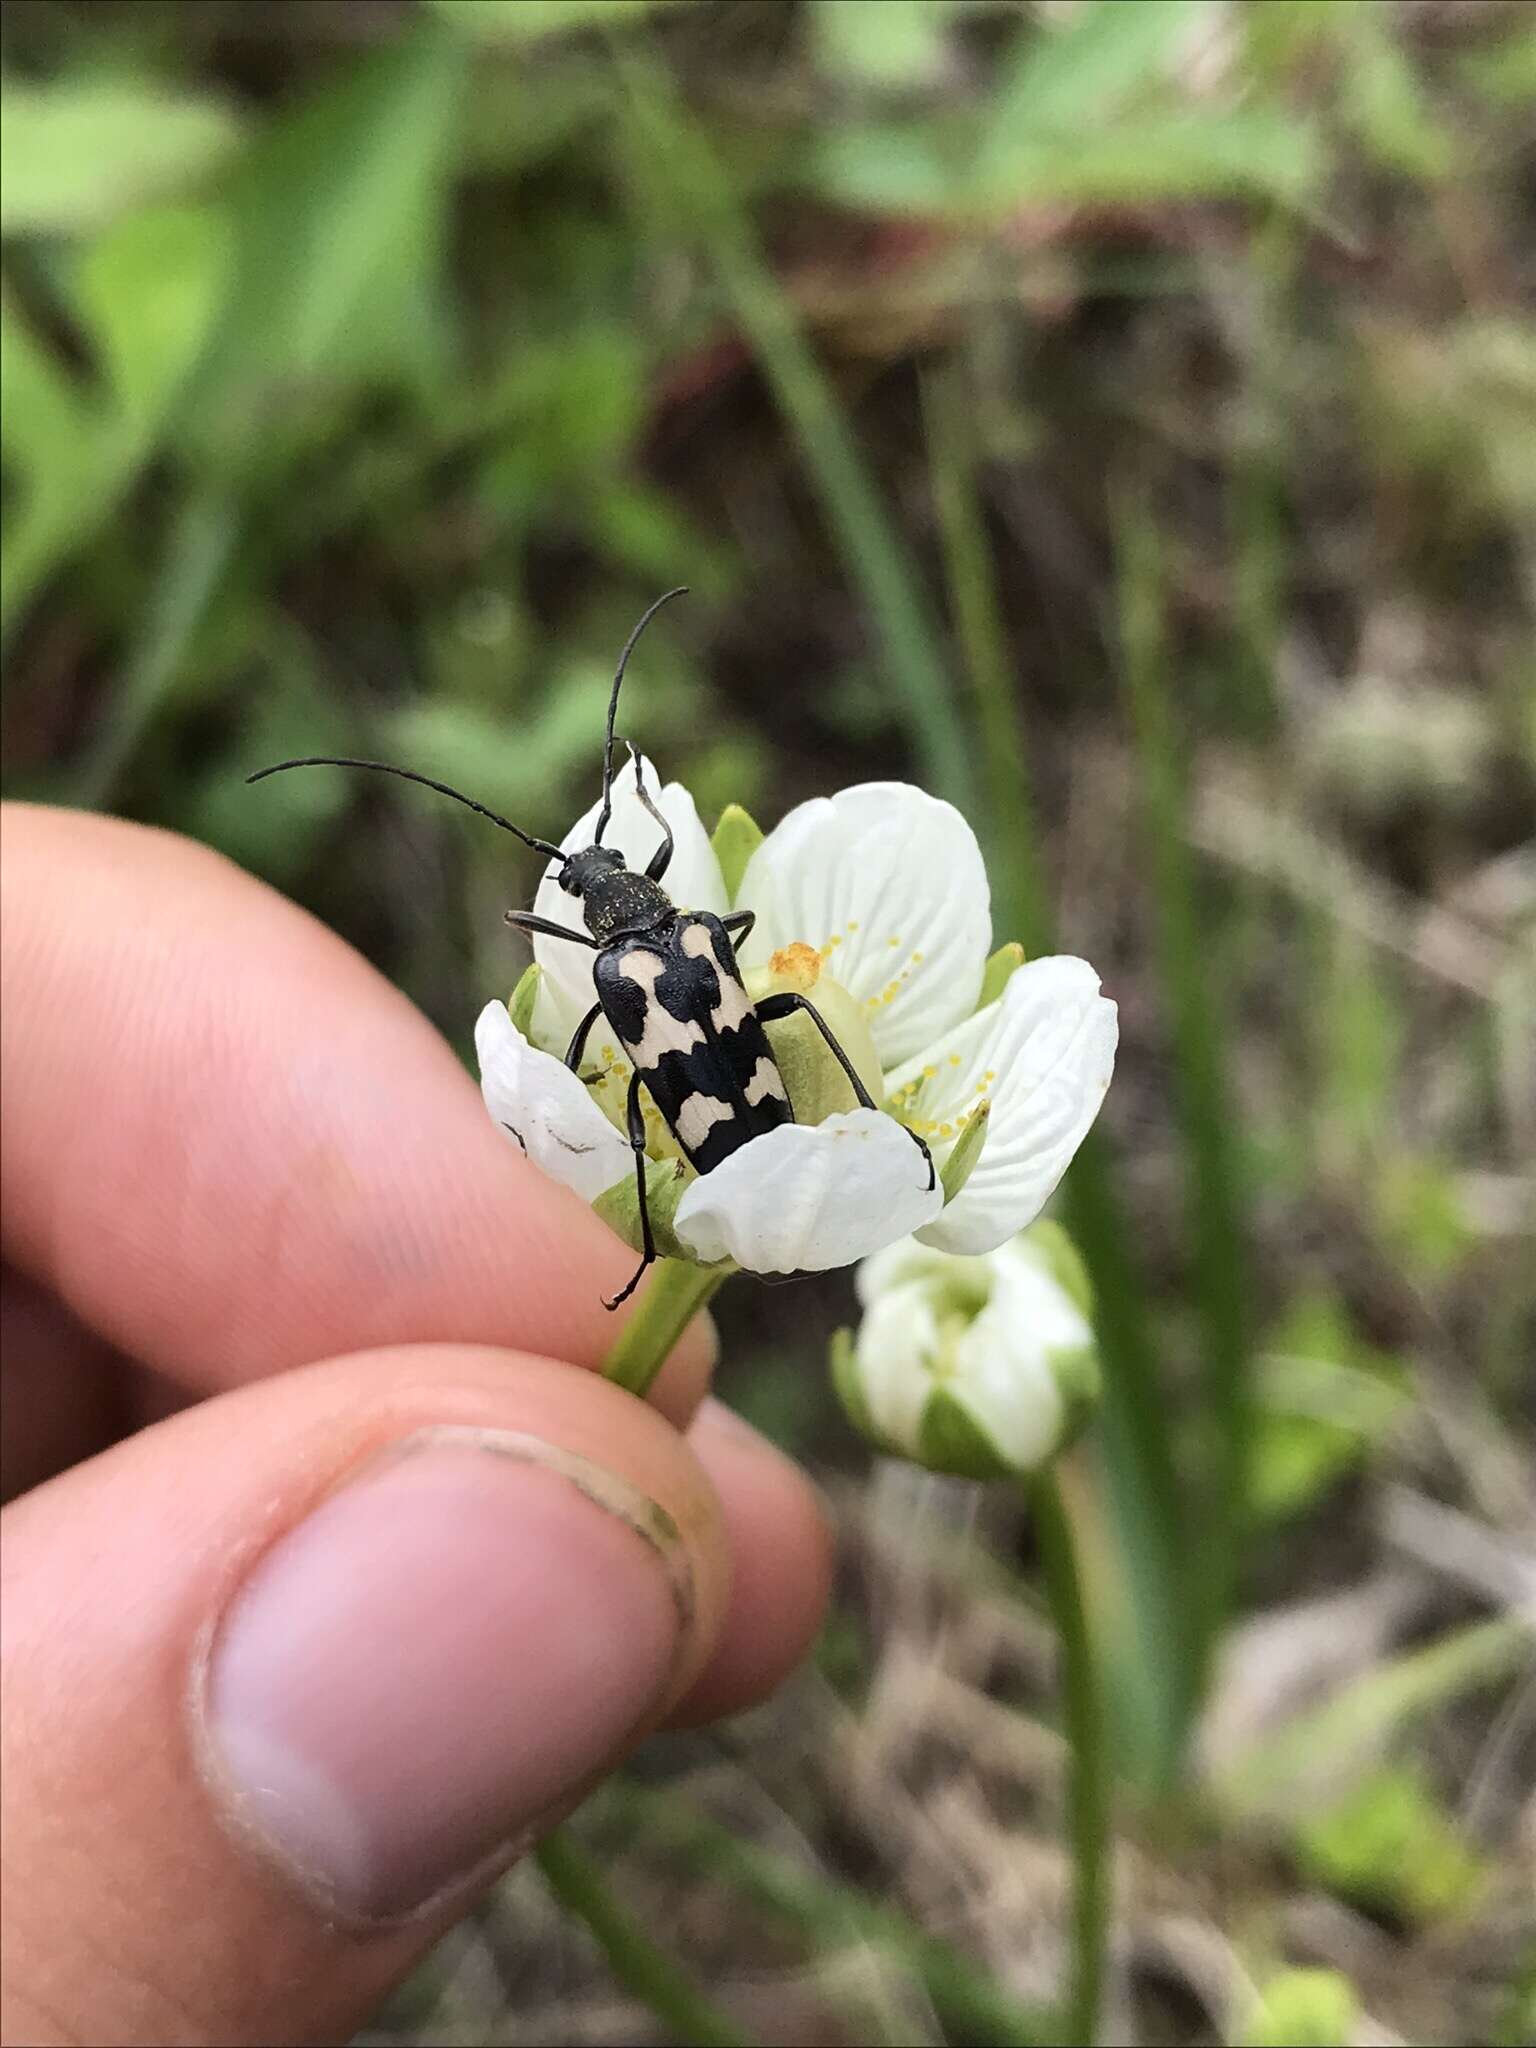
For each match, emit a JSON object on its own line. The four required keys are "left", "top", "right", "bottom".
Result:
{"left": 201, "top": 1427, "right": 692, "bottom": 1922}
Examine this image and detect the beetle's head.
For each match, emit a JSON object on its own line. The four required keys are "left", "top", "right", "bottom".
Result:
{"left": 557, "top": 844, "right": 626, "bottom": 901}
{"left": 558, "top": 843, "right": 671, "bottom": 941}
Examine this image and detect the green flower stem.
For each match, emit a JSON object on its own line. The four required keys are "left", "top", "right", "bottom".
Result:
{"left": 602, "top": 1256, "right": 732, "bottom": 1399}
{"left": 1030, "top": 1470, "right": 1109, "bottom": 2046}
{"left": 535, "top": 1829, "right": 754, "bottom": 2048}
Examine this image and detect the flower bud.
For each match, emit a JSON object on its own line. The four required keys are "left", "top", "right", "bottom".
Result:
{"left": 833, "top": 1223, "right": 1099, "bottom": 1480}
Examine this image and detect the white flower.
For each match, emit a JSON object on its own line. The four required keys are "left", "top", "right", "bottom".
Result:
{"left": 477, "top": 757, "right": 1117, "bottom": 1279}
{"left": 837, "top": 1227, "right": 1100, "bottom": 1479}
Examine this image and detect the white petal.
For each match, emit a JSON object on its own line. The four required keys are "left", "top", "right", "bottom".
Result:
{"left": 735, "top": 783, "right": 991, "bottom": 1069}
{"left": 949, "top": 1303, "right": 1067, "bottom": 1472}
{"left": 943, "top": 1246, "right": 1089, "bottom": 1468}
{"left": 887, "top": 956, "right": 1117, "bottom": 1254}
{"left": 527, "top": 754, "right": 726, "bottom": 1039}
{"left": 673, "top": 1109, "right": 944, "bottom": 1273}
{"left": 853, "top": 1281, "right": 943, "bottom": 1456}
{"left": 475, "top": 1000, "right": 631, "bottom": 1204}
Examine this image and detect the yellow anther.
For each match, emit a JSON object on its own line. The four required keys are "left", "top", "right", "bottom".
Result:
{"left": 923, "top": 1065, "right": 937, "bottom": 1078}
{"left": 940, "top": 1123, "right": 954, "bottom": 1138}
{"left": 847, "top": 920, "right": 859, "bottom": 932}
{"left": 887, "top": 936, "right": 901, "bottom": 948}
{"left": 949, "top": 1054, "right": 962, "bottom": 1067}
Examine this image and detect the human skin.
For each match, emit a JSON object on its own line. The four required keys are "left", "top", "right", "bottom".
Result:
{"left": 0, "top": 803, "right": 832, "bottom": 2047}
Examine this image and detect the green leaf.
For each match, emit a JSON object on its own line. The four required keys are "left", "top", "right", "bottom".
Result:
{"left": 72, "top": 205, "right": 230, "bottom": 428}
{"left": 1250, "top": 1291, "right": 1406, "bottom": 1522}
{"left": 2, "top": 207, "right": 228, "bottom": 644}
{"left": 0, "top": 79, "right": 242, "bottom": 234}
{"left": 978, "top": 940, "right": 1026, "bottom": 1010}
{"left": 1296, "top": 1765, "right": 1489, "bottom": 1925}
{"left": 709, "top": 803, "right": 764, "bottom": 903}
{"left": 938, "top": 1099, "right": 989, "bottom": 1202}
{"left": 974, "top": 108, "right": 1323, "bottom": 212}
{"left": 430, "top": 0, "right": 671, "bottom": 41}
{"left": 988, "top": 0, "right": 1202, "bottom": 140}
{"left": 812, "top": 0, "right": 956, "bottom": 88}
{"left": 189, "top": 29, "right": 463, "bottom": 461}
{"left": 1240, "top": 1968, "right": 1358, "bottom": 2048}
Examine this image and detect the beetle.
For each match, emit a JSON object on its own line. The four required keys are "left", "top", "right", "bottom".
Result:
{"left": 250, "top": 588, "right": 933, "bottom": 1308}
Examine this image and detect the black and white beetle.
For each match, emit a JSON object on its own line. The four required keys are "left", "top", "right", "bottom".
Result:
{"left": 250, "top": 589, "right": 933, "bottom": 1309}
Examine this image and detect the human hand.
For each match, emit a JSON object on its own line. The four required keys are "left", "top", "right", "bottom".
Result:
{"left": 0, "top": 804, "right": 831, "bottom": 2046}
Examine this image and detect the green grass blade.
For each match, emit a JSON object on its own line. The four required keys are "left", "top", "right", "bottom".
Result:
{"left": 536, "top": 1827, "right": 755, "bottom": 2048}
{"left": 612, "top": 1788, "right": 1052, "bottom": 2047}
{"left": 73, "top": 490, "right": 239, "bottom": 809}
{"left": 924, "top": 361, "right": 1193, "bottom": 1788}
{"left": 616, "top": 52, "right": 976, "bottom": 813}
{"left": 1114, "top": 489, "right": 1255, "bottom": 1715}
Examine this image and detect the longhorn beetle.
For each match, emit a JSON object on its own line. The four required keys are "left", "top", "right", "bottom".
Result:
{"left": 250, "top": 588, "right": 934, "bottom": 1309}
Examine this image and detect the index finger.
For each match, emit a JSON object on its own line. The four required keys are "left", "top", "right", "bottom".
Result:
{"left": 0, "top": 804, "right": 713, "bottom": 1419}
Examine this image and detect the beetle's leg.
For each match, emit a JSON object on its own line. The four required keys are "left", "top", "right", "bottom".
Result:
{"left": 564, "top": 1001, "right": 604, "bottom": 1073}
{"left": 604, "top": 1070, "right": 656, "bottom": 1311}
{"left": 721, "top": 909, "right": 756, "bottom": 945}
{"left": 624, "top": 741, "right": 675, "bottom": 883}
{"left": 504, "top": 910, "right": 599, "bottom": 948}
{"left": 754, "top": 990, "right": 936, "bottom": 1190}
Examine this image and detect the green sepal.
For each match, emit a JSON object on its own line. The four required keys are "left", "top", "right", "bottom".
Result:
{"left": 592, "top": 1157, "right": 703, "bottom": 1264}
{"left": 508, "top": 961, "right": 541, "bottom": 1040}
{"left": 916, "top": 1386, "right": 1016, "bottom": 1481}
{"left": 938, "top": 1099, "right": 990, "bottom": 1203}
{"left": 830, "top": 1327, "right": 873, "bottom": 1438}
{"left": 977, "top": 940, "right": 1026, "bottom": 1010}
{"left": 1024, "top": 1217, "right": 1094, "bottom": 1320}
{"left": 711, "top": 803, "right": 764, "bottom": 904}
{"left": 1046, "top": 1344, "right": 1102, "bottom": 1452}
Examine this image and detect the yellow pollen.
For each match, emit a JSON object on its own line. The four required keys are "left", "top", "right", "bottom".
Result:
{"left": 949, "top": 1054, "right": 962, "bottom": 1067}
{"left": 911, "top": 951, "right": 923, "bottom": 964}
{"left": 922, "top": 1065, "right": 937, "bottom": 1078}
{"left": 888, "top": 936, "right": 901, "bottom": 948}
{"left": 847, "top": 920, "right": 859, "bottom": 931}
{"left": 940, "top": 1123, "right": 954, "bottom": 1138}
{"left": 770, "top": 941, "right": 822, "bottom": 987}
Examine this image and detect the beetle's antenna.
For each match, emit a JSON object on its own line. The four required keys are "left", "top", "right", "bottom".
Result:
{"left": 594, "top": 586, "right": 688, "bottom": 844}
{"left": 246, "top": 757, "right": 565, "bottom": 860}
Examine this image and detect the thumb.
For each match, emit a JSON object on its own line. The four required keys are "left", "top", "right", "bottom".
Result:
{"left": 1, "top": 1345, "right": 730, "bottom": 2047}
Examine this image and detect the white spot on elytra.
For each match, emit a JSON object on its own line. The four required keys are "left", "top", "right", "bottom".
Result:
{"left": 744, "top": 1057, "right": 787, "bottom": 1105}
{"left": 618, "top": 951, "right": 705, "bottom": 1066}
{"left": 675, "top": 1092, "right": 734, "bottom": 1151}
{"left": 681, "top": 919, "right": 752, "bottom": 1033}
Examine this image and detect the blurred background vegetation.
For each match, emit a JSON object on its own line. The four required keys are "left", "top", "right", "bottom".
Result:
{"left": 2, "top": 1, "right": 1533, "bottom": 2042}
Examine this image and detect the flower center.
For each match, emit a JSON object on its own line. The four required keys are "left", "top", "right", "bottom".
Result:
{"left": 745, "top": 954, "right": 885, "bottom": 1127}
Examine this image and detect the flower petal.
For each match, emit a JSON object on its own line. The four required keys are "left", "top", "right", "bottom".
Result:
{"left": 528, "top": 754, "right": 726, "bottom": 1041}
{"left": 885, "top": 956, "right": 1116, "bottom": 1254}
{"left": 735, "top": 783, "right": 991, "bottom": 1069}
{"left": 852, "top": 1279, "right": 943, "bottom": 1456}
{"left": 475, "top": 999, "right": 631, "bottom": 1204}
{"left": 944, "top": 1245, "right": 1087, "bottom": 1468}
{"left": 673, "top": 1109, "right": 944, "bottom": 1273}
